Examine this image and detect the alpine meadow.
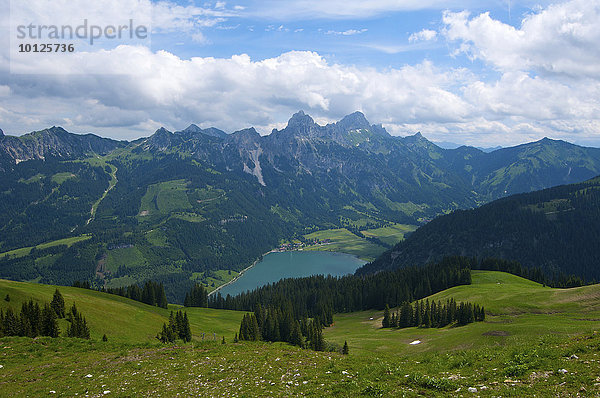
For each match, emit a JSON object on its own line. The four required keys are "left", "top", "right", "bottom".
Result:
{"left": 2, "top": 0, "right": 600, "bottom": 397}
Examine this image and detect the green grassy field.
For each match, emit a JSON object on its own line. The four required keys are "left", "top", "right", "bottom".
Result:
{"left": 2, "top": 272, "right": 600, "bottom": 396}
{"left": 325, "top": 271, "right": 600, "bottom": 356}
{"left": 0, "top": 234, "right": 92, "bottom": 260}
{"left": 104, "top": 246, "right": 148, "bottom": 273}
{"left": 302, "top": 224, "right": 416, "bottom": 261}
{"left": 139, "top": 179, "right": 192, "bottom": 217}
{"left": 361, "top": 223, "right": 417, "bottom": 246}
{"left": 51, "top": 172, "right": 77, "bottom": 184}
{"left": 191, "top": 269, "right": 240, "bottom": 293}
{"left": 303, "top": 228, "right": 385, "bottom": 261}
{"left": 0, "top": 279, "right": 243, "bottom": 343}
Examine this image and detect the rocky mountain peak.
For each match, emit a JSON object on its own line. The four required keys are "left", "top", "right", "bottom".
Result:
{"left": 182, "top": 124, "right": 202, "bottom": 134}
{"left": 286, "top": 110, "right": 316, "bottom": 130}
{"left": 336, "top": 111, "right": 371, "bottom": 130}
{"left": 0, "top": 128, "right": 4, "bottom": 137}
{"left": 154, "top": 127, "right": 172, "bottom": 136}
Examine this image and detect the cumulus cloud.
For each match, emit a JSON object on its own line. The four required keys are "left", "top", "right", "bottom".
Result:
{"left": 1, "top": 0, "right": 599, "bottom": 147}
{"left": 0, "top": 48, "right": 474, "bottom": 135}
{"left": 442, "top": 0, "right": 600, "bottom": 78}
{"left": 1, "top": 42, "right": 599, "bottom": 146}
{"left": 409, "top": 29, "right": 437, "bottom": 42}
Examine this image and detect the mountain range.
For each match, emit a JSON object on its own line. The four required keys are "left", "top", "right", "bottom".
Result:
{"left": 2, "top": 111, "right": 600, "bottom": 300}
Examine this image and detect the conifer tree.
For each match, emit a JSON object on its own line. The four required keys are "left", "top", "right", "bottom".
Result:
{"left": 182, "top": 312, "right": 192, "bottom": 342}
{"left": 414, "top": 301, "right": 422, "bottom": 326}
{"left": 342, "top": 340, "right": 349, "bottom": 355}
{"left": 423, "top": 300, "right": 432, "bottom": 328}
{"left": 50, "top": 289, "right": 65, "bottom": 318}
{"left": 67, "top": 303, "right": 90, "bottom": 339}
{"left": 41, "top": 304, "right": 60, "bottom": 338}
{"left": 290, "top": 320, "right": 303, "bottom": 347}
{"left": 382, "top": 304, "right": 391, "bottom": 328}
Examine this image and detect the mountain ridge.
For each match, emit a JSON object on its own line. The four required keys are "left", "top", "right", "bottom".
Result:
{"left": 2, "top": 111, "right": 600, "bottom": 298}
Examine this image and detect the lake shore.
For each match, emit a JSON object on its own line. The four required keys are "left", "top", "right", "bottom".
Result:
{"left": 213, "top": 250, "right": 366, "bottom": 298}
{"left": 208, "top": 249, "right": 278, "bottom": 297}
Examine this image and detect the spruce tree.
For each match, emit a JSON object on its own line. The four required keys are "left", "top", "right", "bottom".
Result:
{"left": 342, "top": 340, "right": 349, "bottom": 355}
{"left": 382, "top": 304, "right": 391, "bottom": 328}
{"left": 157, "top": 284, "right": 168, "bottom": 309}
{"left": 67, "top": 303, "right": 90, "bottom": 339}
{"left": 182, "top": 312, "right": 192, "bottom": 342}
{"left": 424, "top": 300, "right": 432, "bottom": 328}
{"left": 50, "top": 289, "right": 65, "bottom": 318}
{"left": 2, "top": 308, "right": 19, "bottom": 336}
{"left": 289, "top": 320, "right": 303, "bottom": 347}
{"left": 250, "top": 313, "right": 260, "bottom": 341}
{"left": 41, "top": 304, "right": 59, "bottom": 338}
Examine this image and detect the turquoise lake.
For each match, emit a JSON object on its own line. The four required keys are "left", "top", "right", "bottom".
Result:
{"left": 215, "top": 251, "right": 366, "bottom": 297}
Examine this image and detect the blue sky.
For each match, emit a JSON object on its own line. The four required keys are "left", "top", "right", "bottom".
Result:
{"left": 154, "top": 1, "right": 514, "bottom": 69}
{"left": 1, "top": 0, "right": 599, "bottom": 147}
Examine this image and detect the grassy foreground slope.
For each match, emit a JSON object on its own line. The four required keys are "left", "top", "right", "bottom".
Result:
{"left": 2, "top": 272, "right": 600, "bottom": 396}
{"left": 0, "top": 279, "right": 243, "bottom": 342}
{"left": 326, "top": 271, "right": 600, "bottom": 355}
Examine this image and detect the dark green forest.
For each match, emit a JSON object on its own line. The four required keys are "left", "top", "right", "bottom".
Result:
{"left": 360, "top": 176, "right": 600, "bottom": 281}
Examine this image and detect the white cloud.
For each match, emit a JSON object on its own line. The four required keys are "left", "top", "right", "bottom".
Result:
{"left": 0, "top": 49, "right": 474, "bottom": 135}
{"left": 1, "top": 0, "right": 599, "bottom": 147}
{"left": 442, "top": 0, "right": 600, "bottom": 78}
{"left": 409, "top": 29, "right": 437, "bottom": 42}
{"left": 326, "top": 29, "right": 367, "bottom": 36}
{"left": 1, "top": 44, "right": 599, "bottom": 146}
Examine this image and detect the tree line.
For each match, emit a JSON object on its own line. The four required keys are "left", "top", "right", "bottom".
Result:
{"left": 183, "top": 283, "right": 208, "bottom": 307}
{"left": 0, "top": 289, "right": 90, "bottom": 339}
{"left": 156, "top": 310, "right": 192, "bottom": 343}
{"left": 382, "top": 298, "right": 485, "bottom": 329}
{"left": 208, "top": 257, "right": 473, "bottom": 318}
{"left": 236, "top": 303, "right": 332, "bottom": 352}
{"left": 73, "top": 280, "right": 169, "bottom": 309}
{"left": 217, "top": 257, "right": 473, "bottom": 353}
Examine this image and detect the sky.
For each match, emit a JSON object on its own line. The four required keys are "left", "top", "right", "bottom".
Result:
{"left": 0, "top": 0, "right": 599, "bottom": 147}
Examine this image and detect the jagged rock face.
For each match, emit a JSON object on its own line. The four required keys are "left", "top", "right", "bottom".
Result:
{"left": 0, "top": 127, "right": 123, "bottom": 167}
{"left": 4, "top": 111, "right": 600, "bottom": 213}
{"left": 132, "top": 111, "right": 600, "bottom": 204}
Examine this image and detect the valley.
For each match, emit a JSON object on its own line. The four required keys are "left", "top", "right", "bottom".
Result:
{"left": 3, "top": 112, "right": 600, "bottom": 301}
